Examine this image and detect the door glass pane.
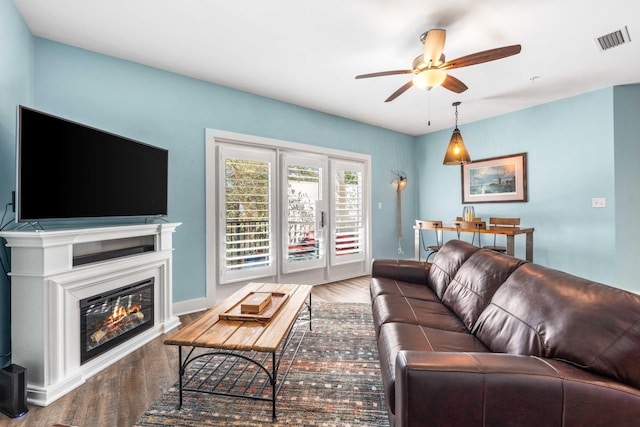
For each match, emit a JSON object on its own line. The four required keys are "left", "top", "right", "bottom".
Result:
{"left": 224, "top": 157, "right": 272, "bottom": 275}
{"left": 287, "top": 164, "right": 321, "bottom": 263}
{"left": 333, "top": 164, "right": 364, "bottom": 263}
{"left": 283, "top": 155, "right": 326, "bottom": 273}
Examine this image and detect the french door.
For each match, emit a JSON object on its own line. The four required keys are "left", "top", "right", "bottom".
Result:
{"left": 330, "top": 160, "right": 366, "bottom": 267}
{"left": 219, "top": 145, "right": 276, "bottom": 285}
{"left": 213, "top": 135, "right": 369, "bottom": 289}
{"left": 282, "top": 154, "right": 327, "bottom": 274}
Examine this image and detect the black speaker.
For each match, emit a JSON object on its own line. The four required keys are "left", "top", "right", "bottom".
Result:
{"left": 0, "top": 364, "right": 28, "bottom": 418}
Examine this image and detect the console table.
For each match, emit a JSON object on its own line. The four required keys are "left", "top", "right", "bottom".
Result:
{"left": 414, "top": 223, "right": 535, "bottom": 261}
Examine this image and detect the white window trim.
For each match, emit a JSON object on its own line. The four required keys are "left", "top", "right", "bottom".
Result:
{"left": 205, "top": 129, "right": 372, "bottom": 303}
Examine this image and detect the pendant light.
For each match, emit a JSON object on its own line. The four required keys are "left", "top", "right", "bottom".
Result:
{"left": 443, "top": 101, "right": 471, "bottom": 165}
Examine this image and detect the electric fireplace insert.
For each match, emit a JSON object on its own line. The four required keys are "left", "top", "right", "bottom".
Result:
{"left": 80, "top": 278, "right": 155, "bottom": 364}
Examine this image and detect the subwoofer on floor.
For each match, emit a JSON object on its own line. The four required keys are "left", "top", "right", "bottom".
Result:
{"left": 0, "top": 364, "right": 28, "bottom": 418}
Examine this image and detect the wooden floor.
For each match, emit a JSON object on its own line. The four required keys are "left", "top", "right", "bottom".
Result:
{"left": 0, "top": 276, "right": 371, "bottom": 427}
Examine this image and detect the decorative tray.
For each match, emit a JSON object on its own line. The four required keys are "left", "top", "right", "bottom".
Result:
{"left": 219, "top": 291, "right": 289, "bottom": 322}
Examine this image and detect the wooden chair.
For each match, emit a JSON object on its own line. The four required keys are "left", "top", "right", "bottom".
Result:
{"left": 483, "top": 217, "right": 521, "bottom": 253}
{"left": 453, "top": 216, "right": 482, "bottom": 226}
{"left": 416, "top": 220, "right": 443, "bottom": 262}
{"left": 452, "top": 218, "right": 486, "bottom": 246}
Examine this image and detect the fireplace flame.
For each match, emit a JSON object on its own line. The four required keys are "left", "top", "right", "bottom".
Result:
{"left": 90, "top": 303, "right": 144, "bottom": 343}
{"left": 110, "top": 304, "right": 141, "bottom": 324}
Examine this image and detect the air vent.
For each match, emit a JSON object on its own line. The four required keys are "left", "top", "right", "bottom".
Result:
{"left": 595, "top": 26, "right": 631, "bottom": 51}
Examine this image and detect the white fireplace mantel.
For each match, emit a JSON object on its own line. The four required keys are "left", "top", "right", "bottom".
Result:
{"left": 0, "top": 222, "right": 181, "bottom": 406}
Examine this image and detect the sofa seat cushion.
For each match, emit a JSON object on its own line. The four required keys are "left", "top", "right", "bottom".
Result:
{"left": 372, "top": 294, "right": 467, "bottom": 336}
{"left": 473, "top": 263, "right": 640, "bottom": 389}
{"left": 370, "top": 277, "right": 439, "bottom": 302}
{"left": 441, "top": 248, "right": 525, "bottom": 330}
{"left": 377, "top": 322, "right": 489, "bottom": 415}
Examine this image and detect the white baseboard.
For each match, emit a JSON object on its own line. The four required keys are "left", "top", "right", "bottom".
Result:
{"left": 173, "top": 297, "right": 211, "bottom": 316}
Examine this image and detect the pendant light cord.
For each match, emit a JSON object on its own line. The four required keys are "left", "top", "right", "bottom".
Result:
{"left": 454, "top": 102, "right": 459, "bottom": 128}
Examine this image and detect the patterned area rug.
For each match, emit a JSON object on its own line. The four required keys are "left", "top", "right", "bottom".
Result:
{"left": 134, "top": 303, "right": 390, "bottom": 426}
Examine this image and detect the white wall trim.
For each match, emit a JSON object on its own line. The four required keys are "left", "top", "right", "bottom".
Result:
{"left": 172, "top": 297, "right": 211, "bottom": 316}
{"left": 205, "top": 129, "right": 372, "bottom": 305}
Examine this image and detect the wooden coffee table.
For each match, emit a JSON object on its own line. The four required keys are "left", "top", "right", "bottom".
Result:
{"left": 164, "top": 282, "right": 312, "bottom": 420}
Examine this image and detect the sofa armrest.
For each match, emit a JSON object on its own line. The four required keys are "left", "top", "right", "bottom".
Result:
{"left": 394, "top": 351, "right": 564, "bottom": 427}
{"left": 371, "top": 259, "right": 430, "bottom": 285}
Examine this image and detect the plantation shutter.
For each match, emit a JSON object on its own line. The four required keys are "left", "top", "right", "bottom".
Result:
{"left": 219, "top": 145, "right": 276, "bottom": 284}
{"left": 331, "top": 160, "right": 365, "bottom": 265}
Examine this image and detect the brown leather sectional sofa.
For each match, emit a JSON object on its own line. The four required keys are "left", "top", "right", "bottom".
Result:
{"left": 370, "top": 240, "right": 640, "bottom": 427}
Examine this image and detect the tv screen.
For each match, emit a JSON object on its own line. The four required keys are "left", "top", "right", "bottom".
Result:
{"left": 16, "top": 106, "right": 168, "bottom": 222}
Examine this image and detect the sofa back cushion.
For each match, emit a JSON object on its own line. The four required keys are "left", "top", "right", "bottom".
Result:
{"left": 473, "top": 263, "right": 640, "bottom": 389}
{"left": 441, "top": 249, "right": 525, "bottom": 330}
{"left": 427, "top": 240, "right": 481, "bottom": 300}
{"left": 371, "top": 259, "right": 431, "bottom": 285}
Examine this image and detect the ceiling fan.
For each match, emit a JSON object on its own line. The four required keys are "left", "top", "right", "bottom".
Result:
{"left": 356, "top": 29, "right": 521, "bottom": 102}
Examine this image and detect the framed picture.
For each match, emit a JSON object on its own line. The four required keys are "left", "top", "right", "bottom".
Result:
{"left": 461, "top": 153, "right": 527, "bottom": 203}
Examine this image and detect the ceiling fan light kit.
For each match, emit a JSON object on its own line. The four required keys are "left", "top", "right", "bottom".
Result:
{"left": 443, "top": 101, "right": 471, "bottom": 165}
{"left": 412, "top": 68, "right": 447, "bottom": 90}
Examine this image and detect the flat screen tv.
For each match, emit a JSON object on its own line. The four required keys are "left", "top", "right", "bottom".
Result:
{"left": 16, "top": 106, "right": 168, "bottom": 222}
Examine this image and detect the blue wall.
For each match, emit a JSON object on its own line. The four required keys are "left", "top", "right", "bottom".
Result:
{"left": 0, "top": 0, "right": 35, "bottom": 367}
{"left": 614, "top": 84, "right": 640, "bottom": 289}
{"left": 416, "top": 87, "right": 640, "bottom": 291}
{"left": 30, "top": 39, "right": 417, "bottom": 302}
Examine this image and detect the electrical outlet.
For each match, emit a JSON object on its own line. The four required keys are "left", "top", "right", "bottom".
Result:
{"left": 592, "top": 197, "right": 606, "bottom": 208}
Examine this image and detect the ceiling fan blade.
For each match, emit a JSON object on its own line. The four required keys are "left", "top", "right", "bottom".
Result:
{"left": 439, "top": 44, "right": 522, "bottom": 70}
{"left": 441, "top": 74, "right": 468, "bottom": 93}
{"left": 355, "top": 70, "right": 413, "bottom": 79}
{"left": 422, "top": 29, "right": 446, "bottom": 66}
{"left": 385, "top": 80, "right": 414, "bottom": 102}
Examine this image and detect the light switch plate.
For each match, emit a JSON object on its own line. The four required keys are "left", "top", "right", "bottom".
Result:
{"left": 592, "top": 197, "right": 606, "bottom": 208}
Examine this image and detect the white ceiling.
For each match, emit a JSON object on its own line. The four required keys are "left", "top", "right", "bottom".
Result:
{"left": 12, "top": 0, "right": 640, "bottom": 136}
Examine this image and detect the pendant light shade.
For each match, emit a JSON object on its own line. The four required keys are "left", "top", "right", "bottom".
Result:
{"left": 443, "top": 102, "right": 471, "bottom": 165}
{"left": 443, "top": 128, "right": 471, "bottom": 164}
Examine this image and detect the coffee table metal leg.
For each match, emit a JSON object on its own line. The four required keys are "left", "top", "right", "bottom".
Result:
{"left": 271, "top": 352, "right": 277, "bottom": 420}
{"left": 308, "top": 293, "right": 313, "bottom": 331}
{"left": 177, "top": 346, "right": 183, "bottom": 409}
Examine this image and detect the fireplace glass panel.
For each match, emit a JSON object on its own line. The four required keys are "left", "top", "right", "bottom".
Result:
{"left": 80, "top": 278, "right": 154, "bottom": 364}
